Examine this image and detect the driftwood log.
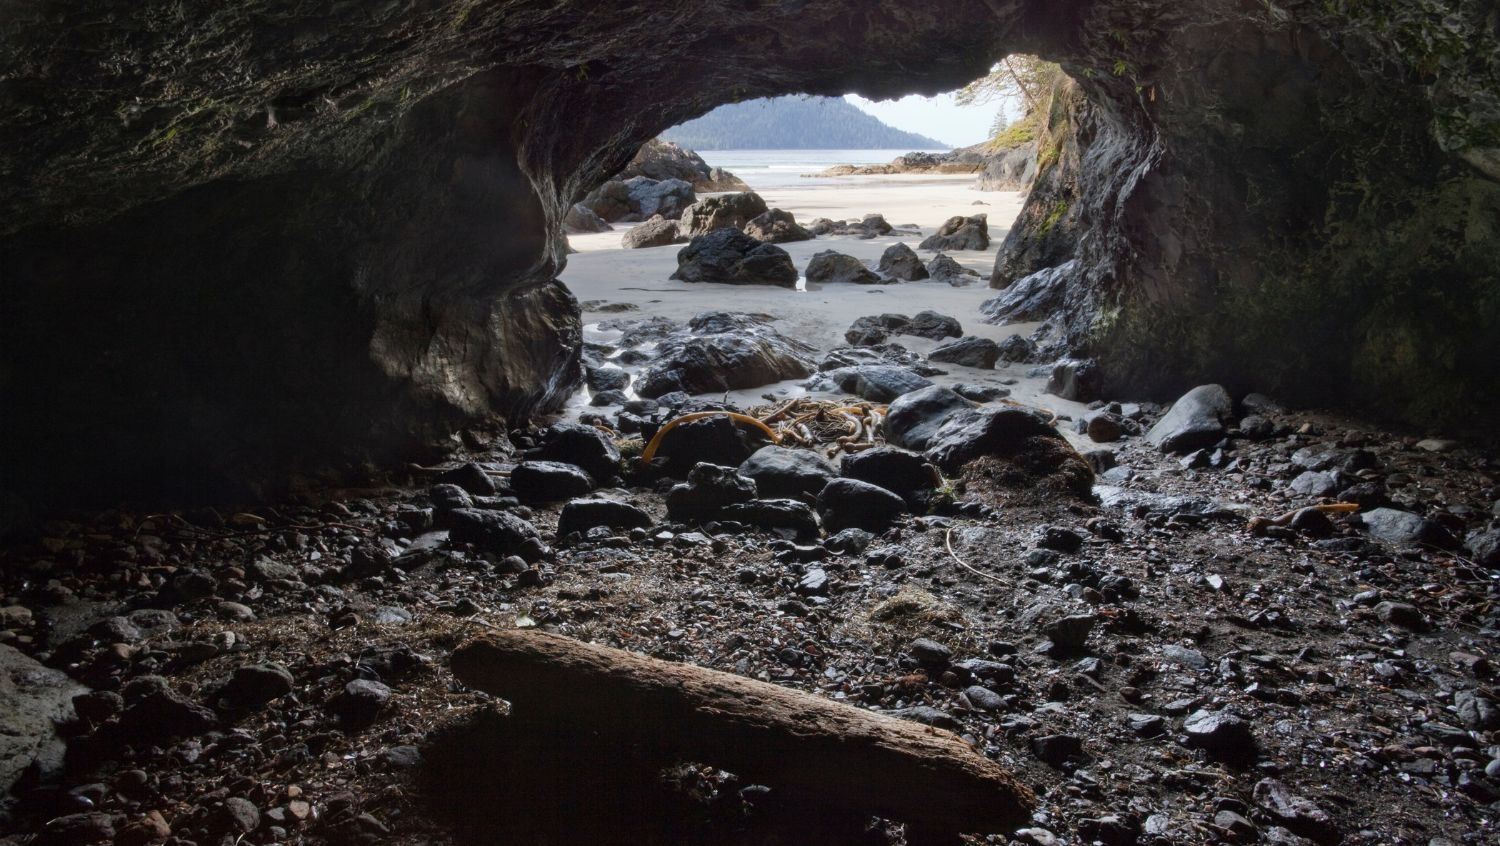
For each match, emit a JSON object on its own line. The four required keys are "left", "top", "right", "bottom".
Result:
{"left": 451, "top": 630, "right": 1035, "bottom": 839}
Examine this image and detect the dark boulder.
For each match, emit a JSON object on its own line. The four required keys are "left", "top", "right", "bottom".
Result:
{"left": 980, "top": 260, "right": 1075, "bottom": 322}
{"left": 616, "top": 139, "right": 749, "bottom": 192}
{"left": 743, "top": 209, "right": 812, "bottom": 243}
{"left": 635, "top": 319, "right": 815, "bottom": 398}
{"left": 805, "top": 250, "right": 884, "bottom": 285}
{"left": 878, "top": 242, "right": 929, "bottom": 280}
{"left": 534, "top": 422, "right": 622, "bottom": 484}
{"left": 622, "top": 176, "right": 696, "bottom": 219}
{"left": 919, "top": 214, "right": 989, "bottom": 250}
{"left": 557, "top": 498, "right": 653, "bottom": 538}
{"left": 564, "top": 203, "right": 612, "bottom": 234}
{"left": 903, "top": 310, "right": 962, "bottom": 340}
{"left": 738, "top": 446, "right": 837, "bottom": 498}
{"left": 840, "top": 447, "right": 939, "bottom": 502}
{"left": 1, "top": 645, "right": 87, "bottom": 803}
{"left": 665, "top": 463, "right": 757, "bottom": 522}
{"left": 510, "top": 460, "right": 596, "bottom": 504}
{"left": 810, "top": 365, "right": 933, "bottom": 403}
{"left": 816, "top": 478, "right": 907, "bottom": 533}
{"left": 928, "top": 336, "right": 1000, "bottom": 369}
{"left": 621, "top": 215, "right": 685, "bottom": 249}
{"left": 885, "top": 386, "right": 975, "bottom": 451}
{"left": 1144, "top": 384, "right": 1234, "bottom": 453}
{"left": 844, "top": 313, "right": 911, "bottom": 346}
{"left": 1466, "top": 528, "right": 1500, "bottom": 568}
{"left": 923, "top": 406, "right": 1060, "bottom": 473}
{"left": 925, "top": 253, "right": 983, "bottom": 286}
{"left": 679, "top": 192, "right": 769, "bottom": 237}
{"left": 1045, "top": 358, "right": 1101, "bottom": 402}
{"left": 719, "top": 499, "right": 821, "bottom": 539}
{"left": 996, "top": 334, "right": 1036, "bottom": 363}
{"left": 581, "top": 179, "right": 633, "bottom": 221}
{"left": 671, "top": 228, "right": 798, "bottom": 287}
{"left": 653, "top": 416, "right": 767, "bottom": 477}
{"left": 445, "top": 509, "right": 541, "bottom": 555}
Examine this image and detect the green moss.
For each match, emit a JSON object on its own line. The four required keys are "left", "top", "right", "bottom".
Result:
{"left": 1037, "top": 140, "right": 1062, "bottom": 171}
{"left": 989, "top": 119, "right": 1036, "bottom": 150}
{"left": 1039, "top": 200, "right": 1068, "bottom": 234}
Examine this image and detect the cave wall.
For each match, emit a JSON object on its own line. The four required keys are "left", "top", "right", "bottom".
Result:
{"left": 1, "top": 0, "right": 1496, "bottom": 507}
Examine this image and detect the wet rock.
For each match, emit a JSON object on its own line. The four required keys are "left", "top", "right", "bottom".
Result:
{"left": 903, "top": 310, "right": 962, "bottom": 340}
{"left": 718, "top": 499, "right": 820, "bottom": 539}
{"left": 534, "top": 422, "right": 622, "bottom": 485}
{"left": 1252, "top": 779, "right": 1338, "bottom": 845}
{"left": 439, "top": 462, "right": 498, "bottom": 496}
{"left": 816, "top": 478, "right": 906, "bottom": 533}
{"left": 679, "top": 191, "right": 768, "bottom": 237}
{"left": 1128, "top": 713, "right": 1168, "bottom": 737}
{"left": 591, "top": 389, "right": 629, "bottom": 406}
{"left": 328, "top": 679, "right": 391, "bottom": 731}
{"left": 563, "top": 202, "right": 612, "bottom": 234}
{"left": 71, "top": 690, "right": 123, "bottom": 724}
{"left": 1045, "top": 358, "right": 1100, "bottom": 402}
{"left": 636, "top": 317, "right": 815, "bottom": 398}
{"left": 805, "top": 250, "right": 883, "bottom": 285}
{"left": 877, "top": 242, "right": 928, "bottom": 280}
{"left": 742, "top": 208, "right": 812, "bottom": 243}
{"left": 117, "top": 689, "right": 218, "bottom": 742}
{"left": 1085, "top": 412, "right": 1123, "bottom": 443}
{"left": 963, "top": 685, "right": 1003, "bottom": 711}
{"left": 885, "top": 386, "right": 975, "bottom": 451}
{"left": 1359, "top": 508, "right": 1436, "bottom": 547}
{"left": 620, "top": 214, "right": 684, "bottom": 249}
{"left": 1463, "top": 527, "right": 1500, "bottom": 568}
{"left": 1289, "top": 471, "right": 1340, "bottom": 498}
{"left": 840, "top": 447, "right": 938, "bottom": 502}
{"left": 653, "top": 416, "right": 764, "bottom": 477}
{"left": 666, "top": 463, "right": 757, "bottom": 523}
{"left": 670, "top": 228, "right": 798, "bottom": 286}
{"left": 1146, "top": 384, "right": 1234, "bottom": 453}
{"left": 928, "top": 336, "right": 999, "bottom": 369}
{"left": 1455, "top": 690, "right": 1500, "bottom": 730}
{"left": 737, "top": 446, "right": 836, "bottom": 498}
{"left": 923, "top": 406, "right": 1061, "bottom": 473}
{"left": 952, "top": 383, "right": 1008, "bottom": 402}
{"left": 996, "top": 334, "right": 1036, "bottom": 363}
{"left": 1, "top": 644, "right": 88, "bottom": 801}
{"left": 445, "top": 509, "right": 541, "bottom": 556}
{"left": 223, "top": 663, "right": 294, "bottom": 708}
{"left": 557, "top": 498, "right": 653, "bottom": 538}
{"left": 1030, "top": 734, "right": 1084, "bottom": 768}
{"left": 826, "top": 528, "right": 874, "bottom": 554}
{"left": 510, "top": 461, "right": 596, "bottom": 504}
{"left": 919, "top": 214, "right": 989, "bottom": 250}
{"left": 624, "top": 176, "right": 696, "bottom": 219}
{"left": 925, "top": 252, "right": 983, "bottom": 286}
{"left": 981, "top": 260, "right": 1076, "bottom": 323}
{"left": 810, "top": 365, "right": 932, "bottom": 403}
{"left": 844, "top": 313, "right": 910, "bottom": 346}
{"left": 429, "top": 483, "right": 474, "bottom": 513}
{"left": 1184, "top": 710, "right": 1257, "bottom": 764}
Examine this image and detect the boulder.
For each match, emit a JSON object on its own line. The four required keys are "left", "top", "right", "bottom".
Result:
{"left": 581, "top": 179, "right": 633, "bottom": 221}
{"left": 738, "top": 446, "right": 837, "bottom": 498}
{"left": 996, "top": 334, "right": 1035, "bottom": 363}
{"left": 446, "top": 509, "right": 541, "bottom": 555}
{"left": 923, "top": 406, "right": 1060, "bottom": 473}
{"left": 840, "top": 447, "right": 939, "bottom": 503}
{"left": 844, "top": 313, "right": 911, "bottom": 347}
{"left": 1144, "top": 384, "right": 1234, "bottom": 453}
{"left": 925, "top": 253, "right": 983, "bottom": 286}
{"left": 1045, "top": 358, "right": 1100, "bottom": 402}
{"left": 980, "top": 260, "right": 1076, "bottom": 322}
{"left": 671, "top": 228, "right": 798, "bottom": 287}
{"left": 653, "top": 417, "right": 767, "bottom": 478}
{"left": 743, "top": 209, "right": 812, "bottom": 243}
{"left": 1, "top": 644, "right": 88, "bottom": 805}
{"left": 919, "top": 214, "right": 989, "bottom": 250}
{"left": 885, "top": 386, "right": 975, "bottom": 451}
{"left": 635, "top": 319, "right": 815, "bottom": 398}
{"left": 679, "top": 192, "right": 769, "bottom": 237}
{"left": 563, "top": 203, "right": 612, "bottom": 234}
{"left": 903, "top": 310, "right": 962, "bottom": 340}
{"left": 623, "top": 176, "right": 696, "bottom": 219}
{"left": 621, "top": 215, "right": 685, "bottom": 249}
{"left": 718, "top": 499, "right": 821, "bottom": 539}
{"left": 878, "top": 243, "right": 929, "bottom": 280}
{"left": 557, "top": 498, "right": 654, "bottom": 538}
{"left": 616, "top": 139, "right": 749, "bottom": 192}
{"left": 1466, "top": 528, "right": 1500, "bottom": 568}
{"left": 510, "top": 461, "right": 596, "bottom": 504}
{"left": 534, "top": 422, "right": 622, "bottom": 484}
{"left": 817, "top": 478, "right": 907, "bottom": 533}
{"left": 928, "top": 336, "right": 1000, "bottom": 369}
{"left": 811, "top": 365, "right": 933, "bottom": 403}
{"left": 665, "top": 463, "right": 757, "bottom": 522}
{"left": 805, "top": 250, "right": 884, "bottom": 285}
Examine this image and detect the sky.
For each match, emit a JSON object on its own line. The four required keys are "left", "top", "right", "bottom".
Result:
{"left": 846, "top": 92, "right": 1021, "bottom": 149}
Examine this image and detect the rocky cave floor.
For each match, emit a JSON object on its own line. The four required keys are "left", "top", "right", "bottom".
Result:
{"left": 2, "top": 380, "right": 1499, "bottom": 846}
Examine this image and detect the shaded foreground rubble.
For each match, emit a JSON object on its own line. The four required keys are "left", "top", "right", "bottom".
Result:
{"left": 1, "top": 375, "right": 1498, "bottom": 845}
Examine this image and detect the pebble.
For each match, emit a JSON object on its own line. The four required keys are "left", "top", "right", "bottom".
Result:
{"left": 223, "top": 663, "right": 294, "bottom": 708}
{"left": 1183, "top": 709, "right": 1256, "bottom": 763}
{"left": 906, "top": 638, "right": 952, "bottom": 667}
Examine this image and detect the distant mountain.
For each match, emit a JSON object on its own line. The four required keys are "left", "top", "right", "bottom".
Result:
{"left": 663, "top": 96, "right": 947, "bottom": 150}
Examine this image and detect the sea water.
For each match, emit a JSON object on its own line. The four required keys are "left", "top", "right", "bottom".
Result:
{"left": 696, "top": 149, "right": 949, "bottom": 191}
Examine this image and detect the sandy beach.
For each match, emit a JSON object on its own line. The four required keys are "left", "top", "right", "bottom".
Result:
{"left": 561, "top": 173, "right": 1090, "bottom": 423}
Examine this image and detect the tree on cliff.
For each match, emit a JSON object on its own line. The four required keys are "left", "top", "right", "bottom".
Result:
{"left": 958, "top": 55, "right": 1064, "bottom": 141}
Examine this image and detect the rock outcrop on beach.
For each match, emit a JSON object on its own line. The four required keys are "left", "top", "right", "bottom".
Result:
{"left": 679, "top": 192, "right": 771, "bottom": 238}
{"left": 920, "top": 214, "right": 990, "bottom": 251}
{"left": 670, "top": 229, "right": 799, "bottom": 287}
{"left": 620, "top": 215, "right": 685, "bottom": 249}
{"left": 1, "top": 0, "right": 1495, "bottom": 507}
{"left": 743, "top": 209, "right": 813, "bottom": 244}
{"left": 634, "top": 313, "right": 816, "bottom": 398}
{"left": 616, "top": 139, "right": 749, "bottom": 192}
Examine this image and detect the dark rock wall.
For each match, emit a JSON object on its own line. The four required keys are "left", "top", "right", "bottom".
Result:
{"left": 2, "top": 0, "right": 1496, "bottom": 505}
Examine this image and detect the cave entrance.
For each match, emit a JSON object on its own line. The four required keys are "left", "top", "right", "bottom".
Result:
{"left": 558, "top": 58, "right": 1078, "bottom": 423}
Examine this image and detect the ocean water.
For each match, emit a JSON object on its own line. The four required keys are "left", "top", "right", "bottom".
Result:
{"left": 696, "top": 149, "right": 950, "bottom": 191}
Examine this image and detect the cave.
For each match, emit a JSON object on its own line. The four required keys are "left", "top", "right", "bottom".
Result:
{"left": 3, "top": 1, "right": 1494, "bottom": 511}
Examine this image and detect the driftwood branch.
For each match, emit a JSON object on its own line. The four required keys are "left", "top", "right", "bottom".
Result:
{"left": 451, "top": 630, "right": 1035, "bottom": 838}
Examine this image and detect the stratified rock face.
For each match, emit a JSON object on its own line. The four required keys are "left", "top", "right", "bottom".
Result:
{"left": 1, "top": 0, "right": 1496, "bottom": 505}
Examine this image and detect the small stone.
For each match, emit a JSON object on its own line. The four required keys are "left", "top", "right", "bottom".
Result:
{"left": 1030, "top": 734, "right": 1084, "bottom": 768}
{"left": 218, "top": 797, "right": 260, "bottom": 834}
{"left": 1374, "top": 600, "right": 1425, "bottom": 629}
{"left": 1183, "top": 709, "right": 1256, "bottom": 763}
{"left": 1253, "top": 778, "right": 1339, "bottom": 845}
{"left": 907, "top": 638, "right": 952, "bottom": 667}
{"left": 223, "top": 663, "right": 294, "bottom": 708}
{"left": 963, "top": 685, "right": 1003, "bottom": 711}
{"left": 1128, "top": 713, "right": 1167, "bottom": 737}
{"left": 1042, "top": 614, "right": 1095, "bottom": 652}
{"left": 328, "top": 679, "right": 391, "bottom": 730}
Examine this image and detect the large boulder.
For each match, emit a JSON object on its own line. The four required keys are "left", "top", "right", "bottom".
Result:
{"left": 885, "top": 386, "right": 976, "bottom": 450}
{"left": 928, "top": 336, "right": 1000, "bottom": 369}
{"left": 805, "top": 250, "right": 884, "bottom": 285}
{"left": 844, "top": 314, "right": 911, "bottom": 346}
{"left": 738, "top": 446, "right": 837, "bottom": 498}
{"left": 810, "top": 365, "right": 933, "bottom": 403}
{"left": 923, "top": 407, "right": 1060, "bottom": 472}
{"left": 666, "top": 463, "right": 758, "bottom": 522}
{"left": 841, "top": 447, "right": 939, "bottom": 502}
{"left": 564, "top": 203, "right": 613, "bottom": 234}
{"left": 445, "top": 509, "right": 541, "bottom": 556}
{"left": 621, "top": 215, "right": 685, "bottom": 249}
{"left": 623, "top": 176, "right": 696, "bottom": 219}
{"left": 635, "top": 315, "right": 815, "bottom": 398}
{"left": 533, "top": 422, "right": 623, "bottom": 484}
{"left": 926, "top": 253, "right": 983, "bottom": 286}
{"left": 679, "top": 192, "right": 770, "bottom": 237}
{"left": 653, "top": 417, "right": 768, "bottom": 478}
{"left": 981, "top": 260, "right": 1077, "bottom": 323}
{"left": 671, "top": 229, "right": 798, "bottom": 287}
{"left": 617, "top": 139, "right": 749, "bottom": 192}
{"left": 581, "top": 179, "right": 634, "bottom": 221}
{"left": 817, "top": 478, "right": 907, "bottom": 533}
{"left": 919, "top": 214, "right": 989, "bottom": 250}
{"left": 743, "top": 209, "right": 813, "bottom": 243}
{"left": 557, "top": 497, "right": 654, "bottom": 538}
{"left": 510, "top": 460, "right": 596, "bottom": 504}
{"left": 903, "top": 310, "right": 963, "bottom": 340}
{"left": 878, "top": 243, "right": 929, "bottom": 280}
{"left": 1144, "top": 384, "right": 1235, "bottom": 454}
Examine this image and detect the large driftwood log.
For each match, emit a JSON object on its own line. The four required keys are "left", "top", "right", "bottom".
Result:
{"left": 451, "top": 630, "right": 1035, "bottom": 838}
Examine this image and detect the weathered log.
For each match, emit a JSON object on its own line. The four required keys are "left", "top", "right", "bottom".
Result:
{"left": 451, "top": 630, "right": 1035, "bottom": 838}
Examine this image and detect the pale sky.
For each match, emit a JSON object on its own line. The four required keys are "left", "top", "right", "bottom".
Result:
{"left": 846, "top": 92, "right": 1021, "bottom": 149}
